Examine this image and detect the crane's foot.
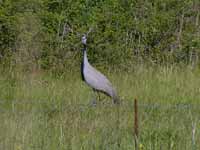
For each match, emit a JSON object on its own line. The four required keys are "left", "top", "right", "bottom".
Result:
{"left": 89, "top": 98, "right": 97, "bottom": 107}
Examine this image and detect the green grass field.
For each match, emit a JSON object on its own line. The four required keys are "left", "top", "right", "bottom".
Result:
{"left": 0, "top": 66, "right": 200, "bottom": 150}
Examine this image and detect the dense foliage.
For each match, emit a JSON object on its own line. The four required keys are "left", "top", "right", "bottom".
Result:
{"left": 0, "top": 0, "right": 199, "bottom": 72}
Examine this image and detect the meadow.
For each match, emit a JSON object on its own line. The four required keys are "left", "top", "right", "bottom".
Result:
{"left": 1, "top": 0, "right": 199, "bottom": 149}
{"left": 0, "top": 66, "right": 200, "bottom": 150}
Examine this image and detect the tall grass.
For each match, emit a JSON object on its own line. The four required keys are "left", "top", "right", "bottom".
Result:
{"left": 0, "top": 66, "right": 200, "bottom": 150}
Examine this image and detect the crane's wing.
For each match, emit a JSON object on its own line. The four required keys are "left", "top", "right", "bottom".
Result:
{"left": 84, "top": 63, "right": 118, "bottom": 102}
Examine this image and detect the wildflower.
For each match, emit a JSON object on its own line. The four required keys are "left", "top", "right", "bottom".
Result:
{"left": 139, "top": 143, "right": 144, "bottom": 150}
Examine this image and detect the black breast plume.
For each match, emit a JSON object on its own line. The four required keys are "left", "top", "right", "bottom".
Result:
{"left": 81, "top": 61, "right": 85, "bottom": 81}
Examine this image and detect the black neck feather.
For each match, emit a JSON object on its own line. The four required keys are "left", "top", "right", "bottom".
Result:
{"left": 83, "top": 44, "right": 86, "bottom": 51}
{"left": 81, "top": 44, "right": 87, "bottom": 81}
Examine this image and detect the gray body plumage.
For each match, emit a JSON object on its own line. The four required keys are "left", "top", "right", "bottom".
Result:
{"left": 81, "top": 35, "right": 119, "bottom": 104}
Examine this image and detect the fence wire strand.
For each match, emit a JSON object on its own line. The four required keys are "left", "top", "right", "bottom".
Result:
{"left": 0, "top": 99, "right": 198, "bottom": 113}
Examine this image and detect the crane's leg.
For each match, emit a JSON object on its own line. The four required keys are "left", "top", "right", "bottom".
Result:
{"left": 90, "top": 89, "right": 97, "bottom": 106}
{"left": 96, "top": 91, "right": 101, "bottom": 101}
{"left": 90, "top": 89, "right": 102, "bottom": 106}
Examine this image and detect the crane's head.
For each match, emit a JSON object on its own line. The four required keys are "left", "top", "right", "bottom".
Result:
{"left": 81, "top": 34, "right": 87, "bottom": 45}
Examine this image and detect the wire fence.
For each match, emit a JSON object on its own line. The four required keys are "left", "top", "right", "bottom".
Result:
{"left": 0, "top": 99, "right": 199, "bottom": 113}
{"left": 1, "top": 99, "right": 200, "bottom": 149}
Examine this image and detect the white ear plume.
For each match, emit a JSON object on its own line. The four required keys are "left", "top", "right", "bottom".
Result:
{"left": 82, "top": 35, "right": 87, "bottom": 45}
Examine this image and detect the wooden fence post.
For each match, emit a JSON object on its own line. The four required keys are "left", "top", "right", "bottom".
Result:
{"left": 134, "top": 98, "right": 139, "bottom": 150}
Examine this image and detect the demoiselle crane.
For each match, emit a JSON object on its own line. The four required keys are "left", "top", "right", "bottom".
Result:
{"left": 81, "top": 35, "right": 119, "bottom": 104}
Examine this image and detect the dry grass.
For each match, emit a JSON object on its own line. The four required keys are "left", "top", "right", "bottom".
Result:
{"left": 0, "top": 66, "right": 200, "bottom": 149}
